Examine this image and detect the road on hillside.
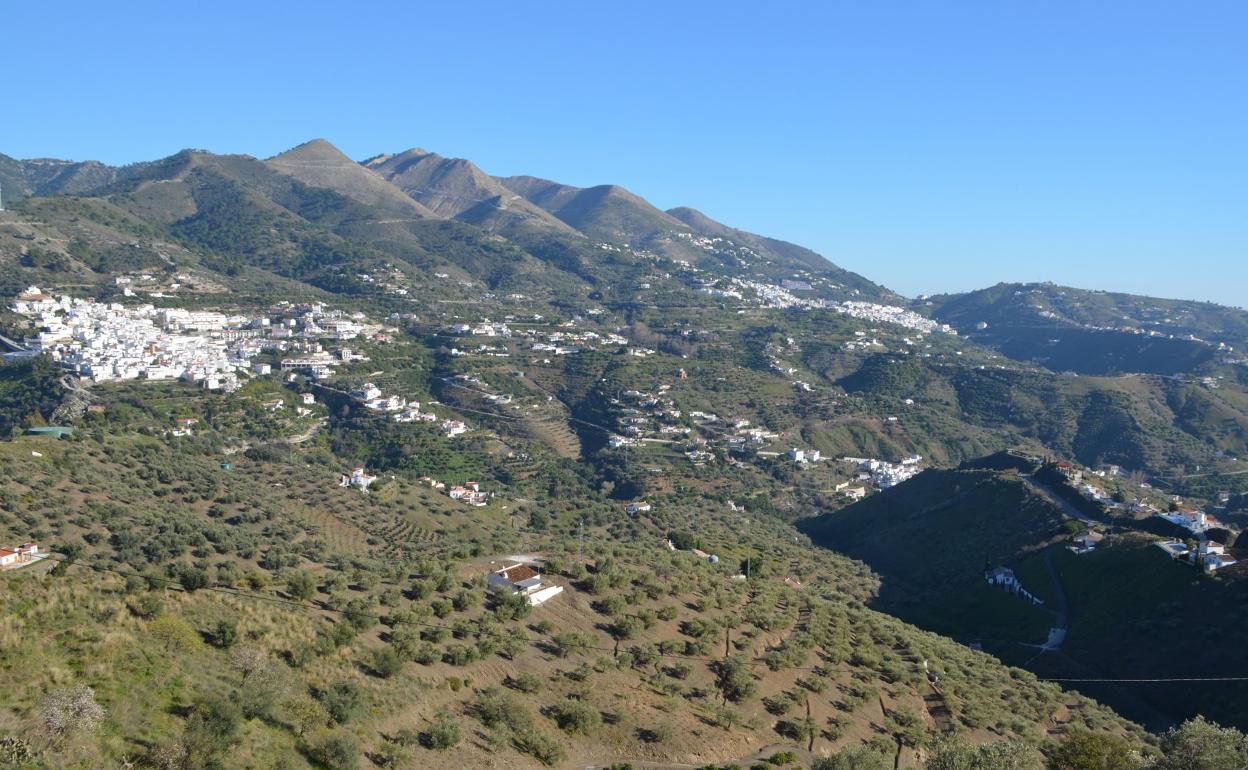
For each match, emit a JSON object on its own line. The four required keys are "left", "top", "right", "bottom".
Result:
{"left": 1040, "top": 548, "right": 1070, "bottom": 651}
{"left": 1020, "top": 473, "right": 1098, "bottom": 526}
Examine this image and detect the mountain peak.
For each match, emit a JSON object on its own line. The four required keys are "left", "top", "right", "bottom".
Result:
{"left": 268, "top": 138, "right": 354, "bottom": 164}
{"left": 265, "top": 139, "right": 434, "bottom": 218}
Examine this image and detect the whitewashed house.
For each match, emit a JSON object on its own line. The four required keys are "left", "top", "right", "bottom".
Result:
{"left": 488, "top": 563, "right": 563, "bottom": 606}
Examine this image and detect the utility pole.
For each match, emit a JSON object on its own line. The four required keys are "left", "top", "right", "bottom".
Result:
{"left": 577, "top": 518, "right": 584, "bottom": 559}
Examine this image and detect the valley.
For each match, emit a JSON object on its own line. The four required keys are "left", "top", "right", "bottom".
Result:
{"left": 0, "top": 139, "right": 1246, "bottom": 769}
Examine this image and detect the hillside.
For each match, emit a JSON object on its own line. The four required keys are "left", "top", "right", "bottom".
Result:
{"left": 265, "top": 140, "right": 437, "bottom": 220}
{"left": 796, "top": 468, "right": 1068, "bottom": 608}
{"left": 364, "top": 150, "right": 579, "bottom": 238}
{"left": 6, "top": 137, "right": 1248, "bottom": 767}
{"left": 0, "top": 153, "right": 122, "bottom": 204}
{"left": 667, "top": 206, "right": 897, "bottom": 300}
{"left": 927, "top": 283, "right": 1248, "bottom": 376}
{"left": 799, "top": 463, "right": 1248, "bottom": 732}
{"left": 0, "top": 384, "right": 1144, "bottom": 768}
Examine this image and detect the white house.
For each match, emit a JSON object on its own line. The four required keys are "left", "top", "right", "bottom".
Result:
{"left": 349, "top": 383, "right": 383, "bottom": 403}
{"left": 985, "top": 566, "right": 1043, "bottom": 605}
{"left": 0, "top": 542, "right": 38, "bottom": 569}
{"left": 488, "top": 563, "right": 563, "bottom": 606}
{"left": 789, "top": 448, "right": 821, "bottom": 463}
{"left": 339, "top": 466, "right": 377, "bottom": 491}
{"left": 1069, "top": 531, "right": 1105, "bottom": 555}
{"left": 626, "top": 502, "right": 652, "bottom": 515}
{"left": 841, "top": 486, "right": 867, "bottom": 501}
{"left": 1195, "top": 542, "right": 1238, "bottom": 573}
{"left": 986, "top": 566, "right": 1019, "bottom": 588}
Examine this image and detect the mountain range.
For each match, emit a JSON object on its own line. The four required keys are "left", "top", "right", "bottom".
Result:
{"left": 3, "top": 138, "right": 1248, "bottom": 769}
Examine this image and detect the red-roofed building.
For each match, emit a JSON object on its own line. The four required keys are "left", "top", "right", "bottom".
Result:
{"left": 488, "top": 563, "right": 563, "bottom": 606}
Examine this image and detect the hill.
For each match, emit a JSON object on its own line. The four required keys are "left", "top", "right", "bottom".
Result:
{"left": 364, "top": 149, "right": 579, "bottom": 238}
{"left": 0, "top": 387, "right": 1144, "bottom": 768}
{"left": 799, "top": 463, "right": 1248, "bottom": 732}
{"left": 668, "top": 206, "right": 896, "bottom": 300}
{"left": 265, "top": 140, "right": 437, "bottom": 219}
{"left": 0, "top": 153, "right": 121, "bottom": 204}
{"left": 927, "top": 283, "right": 1248, "bottom": 376}
{"left": 796, "top": 468, "right": 1068, "bottom": 608}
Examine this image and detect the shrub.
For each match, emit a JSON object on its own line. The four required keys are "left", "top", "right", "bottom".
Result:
{"left": 313, "top": 732, "right": 360, "bottom": 770}
{"left": 715, "top": 655, "right": 757, "bottom": 702}
{"left": 371, "top": 647, "right": 403, "bottom": 678}
{"left": 423, "top": 709, "right": 461, "bottom": 750}
{"left": 814, "top": 745, "right": 892, "bottom": 770}
{"left": 507, "top": 672, "right": 544, "bottom": 693}
{"left": 552, "top": 700, "right": 601, "bottom": 735}
{"left": 209, "top": 619, "right": 238, "bottom": 648}
{"left": 321, "top": 680, "right": 362, "bottom": 724}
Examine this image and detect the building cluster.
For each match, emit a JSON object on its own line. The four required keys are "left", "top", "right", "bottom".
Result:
{"left": 448, "top": 481, "right": 489, "bottom": 506}
{"left": 1156, "top": 540, "right": 1238, "bottom": 573}
{"left": 842, "top": 455, "right": 924, "bottom": 489}
{"left": 788, "top": 447, "right": 822, "bottom": 464}
{"left": 418, "top": 476, "right": 488, "bottom": 506}
{"left": 1158, "top": 508, "right": 1219, "bottom": 535}
{"left": 831, "top": 302, "right": 955, "bottom": 335}
{"left": 9, "top": 288, "right": 387, "bottom": 391}
{"left": 446, "top": 318, "right": 629, "bottom": 362}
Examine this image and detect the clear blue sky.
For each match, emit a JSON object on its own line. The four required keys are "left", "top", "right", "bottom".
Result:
{"left": 4, "top": 1, "right": 1245, "bottom": 306}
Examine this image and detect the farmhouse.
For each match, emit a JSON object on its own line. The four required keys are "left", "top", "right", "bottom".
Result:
{"left": 1069, "top": 531, "right": 1105, "bottom": 555}
{"left": 488, "top": 563, "right": 563, "bottom": 606}
{"left": 0, "top": 542, "right": 39, "bottom": 569}
{"left": 985, "top": 566, "right": 1043, "bottom": 605}
{"left": 339, "top": 466, "right": 377, "bottom": 492}
{"left": 1195, "top": 542, "right": 1238, "bottom": 573}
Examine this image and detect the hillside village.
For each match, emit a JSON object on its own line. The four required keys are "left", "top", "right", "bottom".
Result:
{"left": 6, "top": 286, "right": 390, "bottom": 391}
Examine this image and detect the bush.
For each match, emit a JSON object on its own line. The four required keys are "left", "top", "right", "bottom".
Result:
{"left": 182, "top": 694, "right": 242, "bottom": 760}
{"left": 814, "top": 745, "right": 891, "bottom": 770}
{"left": 313, "top": 732, "right": 360, "bottom": 770}
{"left": 176, "top": 565, "right": 210, "bottom": 592}
{"left": 506, "top": 672, "right": 544, "bottom": 693}
{"left": 371, "top": 647, "right": 403, "bottom": 678}
{"left": 926, "top": 736, "right": 1044, "bottom": 770}
{"left": 515, "top": 728, "right": 565, "bottom": 766}
{"left": 552, "top": 700, "right": 601, "bottom": 735}
{"left": 321, "top": 680, "right": 362, "bottom": 724}
{"left": 1045, "top": 730, "right": 1134, "bottom": 770}
{"left": 130, "top": 593, "right": 164, "bottom": 619}
{"left": 714, "top": 655, "right": 757, "bottom": 702}
{"left": 209, "top": 619, "right": 238, "bottom": 648}
{"left": 286, "top": 570, "right": 317, "bottom": 601}
{"left": 423, "top": 709, "right": 461, "bottom": 750}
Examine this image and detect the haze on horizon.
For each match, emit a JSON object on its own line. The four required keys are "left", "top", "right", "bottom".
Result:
{"left": 2, "top": 0, "right": 1245, "bottom": 308}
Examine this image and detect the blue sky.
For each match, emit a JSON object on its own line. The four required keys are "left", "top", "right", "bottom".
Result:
{"left": 3, "top": 1, "right": 1245, "bottom": 306}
